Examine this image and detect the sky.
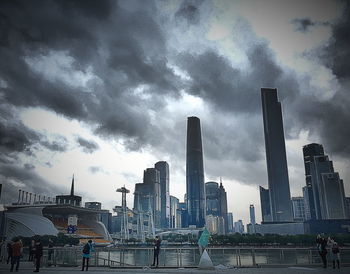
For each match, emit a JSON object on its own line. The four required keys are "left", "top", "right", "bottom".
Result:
{"left": 1, "top": 0, "right": 350, "bottom": 226}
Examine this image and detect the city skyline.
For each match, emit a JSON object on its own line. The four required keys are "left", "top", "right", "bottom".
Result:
{"left": 1, "top": 0, "right": 350, "bottom": 226}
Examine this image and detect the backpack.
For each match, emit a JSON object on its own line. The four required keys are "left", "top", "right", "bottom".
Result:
{"left": 83, "top": 243, "right": 90, "bottom": 254}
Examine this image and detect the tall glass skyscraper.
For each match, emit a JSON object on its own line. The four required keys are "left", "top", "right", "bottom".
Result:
{"left": 261, "top": 88, "right": 293, "bottom": 222}
{"left": 186, "top": 116, "right": 206, "bottom": 227}
{"left": 303, "top": 143, "right": 347, "bottom": 219}
{"left": 155, "top": 161, "right": 170, "bottom": 228}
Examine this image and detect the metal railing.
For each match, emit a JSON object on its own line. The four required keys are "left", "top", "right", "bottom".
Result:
{"left": 2, "top": 246, "right": 350, "bottom": 268}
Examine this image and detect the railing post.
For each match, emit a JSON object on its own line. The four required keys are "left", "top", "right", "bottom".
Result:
{"left": 252, "top": 249, "right": 256, "bottom": 267}
{"left": 308, "top": 249, "right": 312, "bottom": 264}
{"left": 238, "top": 249, "right": 241, "bottom": 267}
{"left": 108, "top": 249, "right": 110, "bottom": 267}
{"left": 176, "top": 248, "right": 179, "bottom": 267}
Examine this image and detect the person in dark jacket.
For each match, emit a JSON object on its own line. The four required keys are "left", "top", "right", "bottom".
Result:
{"left": 316, "top": 234, "right": 328, "bottom": 268}
{"left": 6, "top": 240, "right": 13, "bottom": 264}
{"left": 33, "top": 239, "right": 43, "bottom": 272}
{"left": 28, "top": 240, "right": 35, "bottom": 261}
{"left": 48, "top": 238, "right": 54, "bottom": 261}
{"left": 151, "top": 236, "right": 161, "bottom": 267}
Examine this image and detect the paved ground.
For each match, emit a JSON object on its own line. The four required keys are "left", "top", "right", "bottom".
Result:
{"left": 0, "top": 262, "right": 348, "bottom": 274}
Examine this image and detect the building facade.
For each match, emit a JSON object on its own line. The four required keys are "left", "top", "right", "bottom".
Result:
{"left": 133, "top": 168, "right": 161, "bottom": 228}
{"left": 155, "top": 161, "right": 170, "bottom": 228}
{"left": 169, "top": 195, "right": 179, "bottom": 228}
{"left": 186, "top": 116, "right": 206, "bottom": 228}
{"left": 303, "top": 143, "right": 347, "bottom": 220}
{"left": 291, "top": 197, "right": 306, "bottom": 222}
{"left": 259, "top": 186, "right": 271, "bottom": 222}
{"left": 260, "top": 88, "right": 293, "bottom": 222}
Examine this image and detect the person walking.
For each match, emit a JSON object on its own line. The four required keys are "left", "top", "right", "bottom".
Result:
{"left": 10, "top": 237, "right": 23, "bottom": 272}
{"left": 33, "top": 239, "right": 43, "bottom": 272}
{"left": 316, "top": 234, "right": 328, "bottom": 268}
{"left": 329, "top": 238, "right": 340, "bottom": 269}
{"left": 81, "top": 240, "right": 94, "bottom": 271}
{"left": 28, "top": 240, "right": 35, "bottom": 261}
{"left": 6, "top": 240, "right": 13, "bottom": 264}
{"left": 151, "top": 236, "right": 161, "bottom": 267}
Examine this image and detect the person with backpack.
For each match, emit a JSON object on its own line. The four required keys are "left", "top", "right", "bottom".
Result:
{"left": 81, "top": 240, "right": 94, "bottom": 271}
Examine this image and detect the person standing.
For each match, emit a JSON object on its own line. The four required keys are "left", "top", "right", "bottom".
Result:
{"left": 48, "top": 238, "right": 54, "bottom": 262}
{"left": 151, "top": 236, "right": 161, "bottom": 267}
{"left": 10, "top": 237, "right": 23, "bottom": 272}
{"left": 33, "top": 239, "right": 43, "bottom": 272}
{"left": 6, "top": 240, "right": 13, "bottom": 264}
{"left": 316, "top": 234, "right": 328, "bottom": 268}
{"left": 81, "top": 240, "right": 93, "bottom": 271}
{"left": 28, "top": 240, "right": 35, "bottom": 261}
{"left": 329, "top": 238, "right": 340, "bottom": 269}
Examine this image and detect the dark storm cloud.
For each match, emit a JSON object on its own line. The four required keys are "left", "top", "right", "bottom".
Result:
{"left": 292, "top": 18, "right": 315, "bottom": 32}
{"left": 0, "top": 0, "right": 180, "bottom": 151}
{"left": 175, "top": 0, "right": 203, "bottom": 25}
{"left": 76, "top": 136, "right": 99, "bottom": 154}
{"left": 295, "top": 2, "right": 350, "bottom": 158}
{"left": 41, "top": 136, "right": 68, "bottom": 152}
{"left": 0, "top": 164, "right": 64, "bottom": 204}
{"left": 177, "top": 42, "right": 298, "bottom": 116}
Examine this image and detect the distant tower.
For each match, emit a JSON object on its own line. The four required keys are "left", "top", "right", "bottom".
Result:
{"left": 116, "top": 186, "right": 130, "bottom": 242}
{"left": 261, "top": 88, "right": 293, "bottom": 222}
{"left": 186, "top": 116, "right": 206, "bottom": 228}
{"left": 249, "top": 204, "right": 256, "bottom": 225}
{"left": 155, "top": 161, "right": 170, "bottom": 228}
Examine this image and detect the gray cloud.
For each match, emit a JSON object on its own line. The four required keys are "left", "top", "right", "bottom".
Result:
{"left": 0, "top": 0, "right": 349, "bottom": 198}
{"left": 0, "top": 164, "right": 64, "bottom": 204}
{"left": 76, "top": 137, "right": 99, "bottom": 154}
{"left": 88, "top": 166, "right": 102, "bottom": 174}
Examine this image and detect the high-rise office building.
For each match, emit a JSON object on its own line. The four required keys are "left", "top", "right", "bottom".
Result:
{"left": 249, "top": 204, "right": 256, "bottom": 225}
{"left": 155, "top": 161, "right": 170, "bottom": 228}
{"left": 291, "top": 197, "right": 306, "bottom": 222}
{"left": 133, "top": 168, "right": 161, "bottom": 228}
{"left": 186, "top": 116, "right": 206, "bottom": 228}
{"left": 345, "top": 197, "right": 350, "bottom": 219}
{"left": 219, "top": 182, "right": 228, "bottom": 233}
{"left": 234, "top": 220, "right": 244, "bottom": 234}
{"left": 205, "top": 182, "right": 219, "bottom": 216}
{"left": 261, "top": 88, "right": 293, "bottom": 222}
{"left": 205, "top": 181, "right": 228, "bottom": 234}
{"left": 169, "top": 195, "right": 179, "bottom": 228}
{"left": 303, "top": 143, "right": 347, "bottom": 220}
{"left": 259, "top": 186, "right": 271, "bottom": 222}
{"left": 227, "top": 213, "right": 234, "bottom": 234}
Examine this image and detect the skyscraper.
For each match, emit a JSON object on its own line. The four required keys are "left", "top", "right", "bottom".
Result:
{"left": 227, "top": 213, "right": 234, "bottom": 234}
{"left": 186, "top": 116, "right": 206, "bottom": 228}
{"left": 155, "top": 161, "right": 170, "bottom": 228}
{"left": 261, "top": 88, "right": 293, "bottom": 222}
{"left": 205, "top": 181, "right": 228, "bottom": 234}
{"left": 133, "top": 168, "right": 161, "bottom": 228}
{"left": 249, "top": 204, "right": 256, "bottom": 225}
{"left": 169, "top": 195, "right": 179, "bottom": 228}
{"left": 291, "top": 197, "right": 306, "bottom": 222}
{"left": 303, "top": 143, "right": 347, "bottom": 220}
{"left": 205, "top": 182, "right": 219, "bottom": 216}
{"left": 259, "top": 186, "right": 271, "bottom": 222}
